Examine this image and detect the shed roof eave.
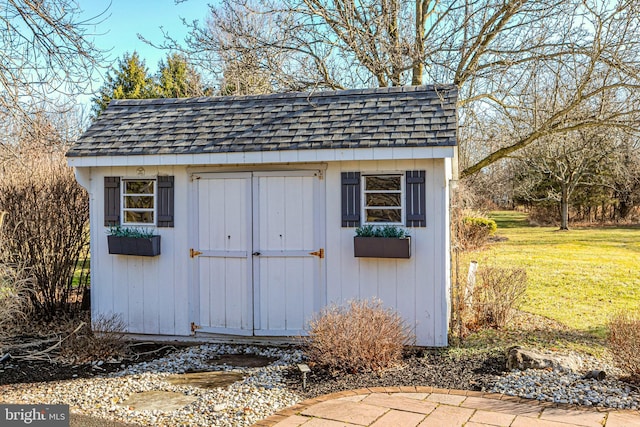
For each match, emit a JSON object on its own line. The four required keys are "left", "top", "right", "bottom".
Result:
{"left": 66, "top": 146, "right": 457, "bottom": 168}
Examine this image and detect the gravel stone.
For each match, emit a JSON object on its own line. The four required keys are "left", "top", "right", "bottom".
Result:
{"left": 0, "top": 344, "right": 304, "bottom": 426}
{"left": 2, "top": 344, "right": 640, "bottom": 426}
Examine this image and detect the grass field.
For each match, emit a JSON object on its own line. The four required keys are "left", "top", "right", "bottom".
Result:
{"left": 457, "top": 211, "right": 640, "bottom": 354}
{"left": 477, "top": 212, "right": 640, "bottom": 335}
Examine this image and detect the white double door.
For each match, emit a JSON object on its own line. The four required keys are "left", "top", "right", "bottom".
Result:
{"left": 194, "top": 170, "right": 324, "bottom": 336}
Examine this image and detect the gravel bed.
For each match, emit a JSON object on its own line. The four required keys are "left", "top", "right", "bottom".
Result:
{"left": 491, "top": 369, "right": 640, "bottom": 409}
{"left": 2, "top": 344, "right": 640, "bottom": 426}
{"left": 0, "top": 344, "right": 304, "bottom": 427}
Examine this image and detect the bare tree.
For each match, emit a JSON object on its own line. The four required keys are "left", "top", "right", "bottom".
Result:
{"left": 609, "top": 134, "right": 640, "bottom": 221}
{"left": 513, "top": 129, "right": 617, "bottom": 230}
{"left": 161, "top": 0, "right": 640, "bottom": 177}
{"left": 0, "top": 0, "right": 107, "bottom": 118}
{"left": 461, "top": 0, "right": 640, "bottom": 178}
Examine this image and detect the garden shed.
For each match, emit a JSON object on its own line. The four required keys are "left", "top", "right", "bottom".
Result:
{"left": 67, "top": 85, "right": 458, "bottom": 347}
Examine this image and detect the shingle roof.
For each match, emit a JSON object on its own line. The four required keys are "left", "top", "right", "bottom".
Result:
{"left": 67, "top": 85, "right": 457, "bottom": 157}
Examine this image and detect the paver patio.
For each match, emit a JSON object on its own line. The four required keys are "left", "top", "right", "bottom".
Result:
{"left": 252, "top": 387, "right": 640, "bottom": 427}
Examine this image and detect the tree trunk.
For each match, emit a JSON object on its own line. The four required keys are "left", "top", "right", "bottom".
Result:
{"left": 560, "top": 184, "right": 569, "bottom": 230}
{"left": 412, "top": 0, "right": 424, "bottom": 86}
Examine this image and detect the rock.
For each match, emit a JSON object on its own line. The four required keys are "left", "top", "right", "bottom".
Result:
{"left": 506, "top": 347, "right": 581, "bottom": 372}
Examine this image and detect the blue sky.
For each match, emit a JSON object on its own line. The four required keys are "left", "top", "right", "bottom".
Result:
{"left": 79, "top": 0, "right": 213, "bottom": 78}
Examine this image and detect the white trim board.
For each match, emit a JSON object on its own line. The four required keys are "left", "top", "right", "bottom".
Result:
{"left": 67, "top": 146, "right": 456, "bottom": 168}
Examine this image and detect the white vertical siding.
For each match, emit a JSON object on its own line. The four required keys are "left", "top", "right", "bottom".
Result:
{"left": 324, "top": 159, "right": 451, "bottom": 346}
{"left": 85, "top": 166, "right": 191, "bottom": 336}
{"left": 82, "top": 158, "right": 451, "bottom": 346}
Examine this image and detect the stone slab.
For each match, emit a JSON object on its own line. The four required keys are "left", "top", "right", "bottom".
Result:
{"left": 120, "top": 391, "right": 197, "bottom": 412}
{"left": 301, "top": 400, "right": 387, "bottom": 425}
{"left": 370, "top": 409, "right": 426, "bottom": 427}
{"left": 540, "top": 407, "right": 606, "bottom": 426}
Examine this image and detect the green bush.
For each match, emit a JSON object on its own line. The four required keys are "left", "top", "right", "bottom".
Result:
{"left": 108, "top": 225, "right": 156, "bottom": 238}
{"left": 305, "top": 298, "right": 412, "bottom": 374}
{"left": 460, "top": 216, "right": 497, "bottom": 250}
{"left": 355, "top": 225, "right": 409, "bottom": 238}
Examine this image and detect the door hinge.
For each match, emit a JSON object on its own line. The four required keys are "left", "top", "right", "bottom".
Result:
{"left": 309, "top": 248, "right": 324, "bottom": 258}
{"left": 190, "top": 248, "right": 203, "bottom": 258}
{"left": 191, "top": 322, "right": 201, "bottom": 333}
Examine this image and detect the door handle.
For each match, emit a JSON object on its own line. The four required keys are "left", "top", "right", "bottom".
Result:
{"left": 252, "top": 251, "right": 261, "bottom": 256}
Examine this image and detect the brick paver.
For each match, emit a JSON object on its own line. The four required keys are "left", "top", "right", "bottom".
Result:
{"left": 417, "top": 404, "right": 475, "bottom": 426}
{"left": 539, "top": 407, "right": 606, "bottom": 426}
{"left": 362, "top": 393, "right": 438, "bottom": 414}
{"left": 511, "top": 415, "right": 579, "bottom": 427}
{"left": 301, "top": 399, "right": 387, "bottom": 425}
{"left": 425, "top": 392, "right": 467, "bottom": 406}
{"left": 253, "top": 387, "right": 640, "bottom": 427}
{"left": 469, "top": 409, "right": 516, "bottom": 426}
{"left": 369, "top": 409, "right": 426, "bottom": 427}
{"left": 462, "top": 396, "right": 542, "bottom": 417}
{"left": 272, "top": 415, "right": 309, "bottom": 427}
{"left": 606, "top": 411, "right": 640, "bottom": 427}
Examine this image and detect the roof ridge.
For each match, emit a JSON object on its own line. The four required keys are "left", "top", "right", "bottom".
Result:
{"left": 109, "top": 84, "right": 457, "bottom": 107}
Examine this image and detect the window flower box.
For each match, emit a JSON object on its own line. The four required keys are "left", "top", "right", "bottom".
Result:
{"left": 353, "top": 225, "right": 411, "bottom": 259}
{"left": 108, "top": 235, "right": 161, "bottom": 257}
{"left": 353, "top": 236, "right": 411, "bottom": 258}
{"left": 107, "top": 227, "right": 161, "bottom": 256}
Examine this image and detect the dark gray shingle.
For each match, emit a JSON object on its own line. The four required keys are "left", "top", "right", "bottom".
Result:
{"left": 68, "top": 85, "right": 457, "bottom": 158}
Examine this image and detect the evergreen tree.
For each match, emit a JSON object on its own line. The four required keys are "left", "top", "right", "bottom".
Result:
{"left": 92, "top": 52, "right": 156, "bottom": 117}
{"left": 92, "top": 52, "right": 209, "bottom": 117}
{"left": 157, "top": 53, "right": 208, "bottom": 98}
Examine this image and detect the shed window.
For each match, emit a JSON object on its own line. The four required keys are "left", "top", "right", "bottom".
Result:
{"left": 122, "top": 179, "right": 156, "bottom": 225}
{"left": 362, "top": 174, "right": 403, "bottom": 224}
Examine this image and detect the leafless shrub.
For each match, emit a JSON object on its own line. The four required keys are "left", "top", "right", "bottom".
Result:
{"left": 466, "top": 267, "right": 527, "bottom": 330}
{"left": 0, "top": 151, "right": 89, "bottom": 317}
{"left": 608, "top": 312, "right": 640, "bottom": 383}
{"left": 59, "top": 313, "right": 128, "bottom": 363}
{"left": 305, "top": 298, "right": 413, "bottom": 374}
{"left": 0, "top": 259, "right": 33, "bottom": 337}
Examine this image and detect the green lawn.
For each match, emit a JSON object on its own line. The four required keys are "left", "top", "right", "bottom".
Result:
{"left": 475, "top": 211, "right": 640, "bottom": 339}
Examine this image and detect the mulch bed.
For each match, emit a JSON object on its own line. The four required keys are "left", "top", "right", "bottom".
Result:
{"left": 283, "top": 348, "right": 507, "bottom": 399}
{"left": 1, "top": 338, "right": 508, "bottom": 396}
{"left": 0, "top": 341, "right": 176, "bottom": 386}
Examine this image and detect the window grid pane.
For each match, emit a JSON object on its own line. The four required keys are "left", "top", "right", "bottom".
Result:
{"left": 366, "top": 193, "right": 401, "bottom": 207}
{"left": 124, "top": 180, "right": 155, "bottom": 195}
{"left": 365, "top": 176, "right": 401, "bottom": 190}
{"left": 365, "top": 208, "right": 402, "bottom": 223}
{"left": 124, "top": 211, "right": 154, "bottom": 224}
{"left": 124, "top": 196, "right": 154, "bottom": 209}
{"left": 362, "top": 174, "right": 403, "bottom": 225}
{"left": 122, "top": 179, "right": 156, "bottom": 225}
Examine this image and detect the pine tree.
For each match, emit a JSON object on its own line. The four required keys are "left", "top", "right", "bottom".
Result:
{"left": 91, "top": 52, "right": 156, "bottom": 117}
{"left": 157, "top": 53, "right": 208, "bottom": 98}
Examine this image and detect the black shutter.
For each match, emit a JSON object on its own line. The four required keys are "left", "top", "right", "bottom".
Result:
{"left": 341, "top": 172, "right": 361, "bottom": 227}
{"left": 104, "top": 177, "right": 121, "bottom": 226}
{"left": 157, "top": 176, "right": 175, "bottom": 227}
{"left": 406, "top": 170, "right": 426, "bottom": 227}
